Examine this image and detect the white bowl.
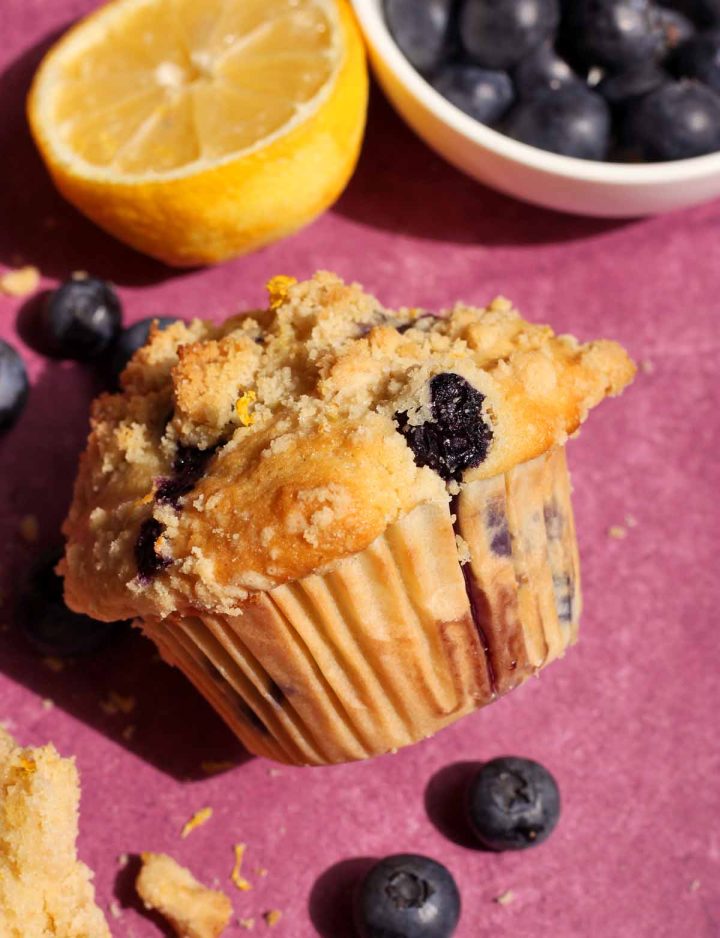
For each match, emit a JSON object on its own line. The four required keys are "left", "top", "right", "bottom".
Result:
{"left": 350, "top": 0, "right": 720, "bottom": 217}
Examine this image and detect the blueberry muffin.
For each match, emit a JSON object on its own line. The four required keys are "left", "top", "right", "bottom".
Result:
{"left": 61, "top": 273, "right": 635, "bottom": 765}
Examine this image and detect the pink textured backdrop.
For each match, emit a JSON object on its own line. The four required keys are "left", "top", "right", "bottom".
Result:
{"left": 1, "top": 2, "right": 719, "bottom": 935}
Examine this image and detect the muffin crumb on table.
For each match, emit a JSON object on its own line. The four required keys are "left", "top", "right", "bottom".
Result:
{"left": 136, "top": 851, "right": 232, "bottom": 938}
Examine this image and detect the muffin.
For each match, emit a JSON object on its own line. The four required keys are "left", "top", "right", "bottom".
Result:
{"left": 61, "top": 272, "right": 635, "bottom": 765}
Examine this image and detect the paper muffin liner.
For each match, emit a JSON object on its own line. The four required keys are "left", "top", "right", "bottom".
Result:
{"left": 141, "top": 446, "right": 581, "bottom": 765}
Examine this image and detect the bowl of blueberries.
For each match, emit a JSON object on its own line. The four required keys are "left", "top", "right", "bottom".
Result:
{"left": 350, "top": 0, "right": 720, "bottom": 216}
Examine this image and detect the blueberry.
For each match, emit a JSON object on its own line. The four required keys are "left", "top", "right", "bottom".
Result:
{"left": 384, "top": 0, "right": 454, "bottom": 73}
{"left": 354, "top": 854, "right": 461, "bottom": 938}
{"left": 567, "top": 0, "right": 666, "bottom": 70}
{"left": 503, "top": 84, "right": 611, "bottom": 159}
{"left": 466, "top": 756, "right": 561, "bottom": 850}
{"left": 0, "top": 340, "right": 29, "bottom": 431}
{"left": 431, "top": 64, "right": 515, "bottom": 124}
{"left": 16, "top": 550, "right": 130, "bottom": 656}
{"left": 43, "top": 277, "right": 122, "bottom": 360}
{"left": 624, "top": 79, "right": 720, "bottom": 159}
{"left": 656, "top": 8, "right": 696, "bottom": 47}
{"left": 459, "top": 0, "right": 560, "bottom": 71}
{"left": 670, "top": 30, "right": 720, "bottom": 92}
{"left": 396, "top": 373, "right": 493, "bottom": 483}
{"left": 513, "top": 43, "right": 582, "bottom": 99}
{"left": 135, "top": 518, "right": 171, "bottom": 581}
{"left": 109, "top": 316, "right": 177, "bottom": 384}
{"left": 155, "top": 443, "right": 219, "bottom": 507}
{"left": 597, "top": 61, "right": 668, "bottom": 107}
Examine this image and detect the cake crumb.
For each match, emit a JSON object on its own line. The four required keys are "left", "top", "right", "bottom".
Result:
{"left": 101, "top": 691, "right": 136, "bottom": 716}
{"left": 18, "top": 514, "right": 39, "bottom": 543}
{"left": 689, "top": 879, "right": 701, "bottom": 892}
{"left": 263, "top": 909, "right": 282, "bottom": 927}
{"left": 42, "top": 656, "right": 65, "bottom": 673}
{"left": 624, "top": 514, "right": 638, "bottom": 528}
{"left": 41, "top": 698, "right": 54, "bottom": 711}
{"left": 122, "top": 724, "right": 136, "bottom": 741}
{"left": 455, "top": 533, "right": 471, "bottom": 565}
{"left": 0, "top": 265, "right": 40, "bottom": 297}
{"left": 136, "top": 852, "right": 232, "bottom": 938}
{"left": 109, "top": 899, "right": 123, "bottom": 919}
{"left": 267, "top": 768, "right": 283, "bottom": 778}
{"left": 640, "top": 359, "right": 655, "bottom": 374}
{"left": 117, "top": 853, "right": 129, "bottom": 868}
{"left": 231, "top": 842, "right": 252, "bottom": 891}
{"left": 608, "top": 525, "right": 627, "bottom": 540}
{"left": 201, "top": 760, "right": 236, "bottom": 776}
{"left": 494, "top": 889, "right": 515, "bottom": 906}
{"left": 181, "top": 806, "right": 213, "bottom": 838}
{"left": 239, "top": 918, "right": 256, "bottom": 930}
{"left": 255, "top": 867, "right": 268, "bottom": 878}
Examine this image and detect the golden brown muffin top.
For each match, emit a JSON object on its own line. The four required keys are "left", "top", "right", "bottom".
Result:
{"left": 62, "top": 271, "right": 634, "bottom": 622}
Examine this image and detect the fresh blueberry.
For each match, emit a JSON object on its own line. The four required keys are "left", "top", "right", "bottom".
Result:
{"left": 597, "top": 61, "right": 668, "bottom": 107}
{"left": 0, "top": 340, "right": 29, "bottom": 431}
{"left": 670, "top": 30, "right": 720, "bottom": 92}
{"left": 109, "top": 316, "right": 177, "bottom": 384}
{"left": 503, "top": 84, "right": 611, "bottom": 159}
{"left": 396, "top": 373, "right": 493, "bottom": 483}
{"left": 354, "top": 854, "right": 461, "bottom": 938}
{"left": 459, "top": 0, "right": 560, "bottom": 71}
{"left": 656, "top": 7, "right": 696, "bottom": 48}
{"left": 384, "top": 0, "right": 454, "bottom": 73}
{"left": 466, "top": 756, "right": 561, "bottom": 850}
{"left": 624, "top": 79, "right": 720, "bottom": 159}
{"left": 431, "top": 64, "right": 515, "bottom": 124}
{"left": 43, "top": 277, "right": 122, "bottom": 360}
{"left": 16, "top": 550, "right": 130, "bottom": 656}
{"left": 513, "top": 43, "right": 582, "bottom": 99}
{"left": 567, "top": 0, "right": 666, "bottom": 70}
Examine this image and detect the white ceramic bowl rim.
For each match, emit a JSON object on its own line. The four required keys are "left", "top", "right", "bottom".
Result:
{"left": 352, "top": 0, "right": 720, "bottom": 187}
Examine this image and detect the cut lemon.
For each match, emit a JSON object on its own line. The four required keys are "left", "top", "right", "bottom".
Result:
{"left": 28, "top": 0, "right": 367, "bottom": 267}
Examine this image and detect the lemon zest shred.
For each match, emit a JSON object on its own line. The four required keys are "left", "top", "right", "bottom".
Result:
{"left": 180, "top": 806, "right": 213, "bottom": 838}
{"left": 235, "top": 390, "right": 257, "bottom": 427}
{"left": 231, "top": 843, "right": 252, "bottom": 891}
{"left": 266, "top": 275, "right": 297, "bottom": 310}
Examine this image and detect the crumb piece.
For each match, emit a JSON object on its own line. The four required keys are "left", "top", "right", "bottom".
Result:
{"left": 239, "top": 918, "right": 255, "bottom": 930}
{"left": 201, "top": 760, "right": 236, "bottom": 775}
{"left": 100, "top": 691, "right": 136, "bottom": 716}
{"left": 0, "top": 729, "right": 111, "bottom": 937}
{"left": 455, "top": 533, "right": 471, "bottom": 565}
{"left": 255, "top": 867, "right": 268, "bottom": 878}
{"left": 640, "top": 359, "right": 655, "bottom": 374}
{"left": 231, "top": 843, "right": 252, "bottom": 891}
{"left": 136, "top": 852, "right": 232, "bottom": 938}
{"left": 42, "top": 656, "right": 65, "bottom": 673}
{"left": 689, "top": 879, "right": 701, "bottom": 892}
{"left": 266, "top": 275, "right": 297, "bottom": 310}
{"left": 42, "top": 698, "right": 54, "bottom": 711}
{"left": 181, "top": 806, "right": 213, "bottom": 838}
{"left": 263, "top": 909, "right": 282, "bottom": 927}
{"left": 122, "top": 724, "right": 136, "bottom": 741}
{"left": 267, "top": 768, "right": 282, "bottom": 778}
{"left": 109, "top": 899, "right": 123, "bottom": 919}
{"left": 608, "top": 525, "right": 627, "bottom": 540}
{"left": 72, "top": 271, "right": 89, "bottom": 281}
{"left": 494, "top": 889, "right": 515, "bottom": 906}
{"left": 18, "top": 514, "right": 39, "bottom": 543}
{"left": 117, "top": 853, "right": 129, "bottom": 868}
{"left": 0, "top": 265, "right": 40, "bottom": 297}
{"left": 624, "top": 514, "right": 638, "bottom": 528}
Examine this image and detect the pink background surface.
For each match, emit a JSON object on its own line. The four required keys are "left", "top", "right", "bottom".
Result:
{"left": 1, "top": 2, "right": 719, "bottom": 936}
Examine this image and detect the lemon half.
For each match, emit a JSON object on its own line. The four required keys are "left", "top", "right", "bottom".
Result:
{"left": 28, "top": 0, "right": 368, "bottom": 266}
